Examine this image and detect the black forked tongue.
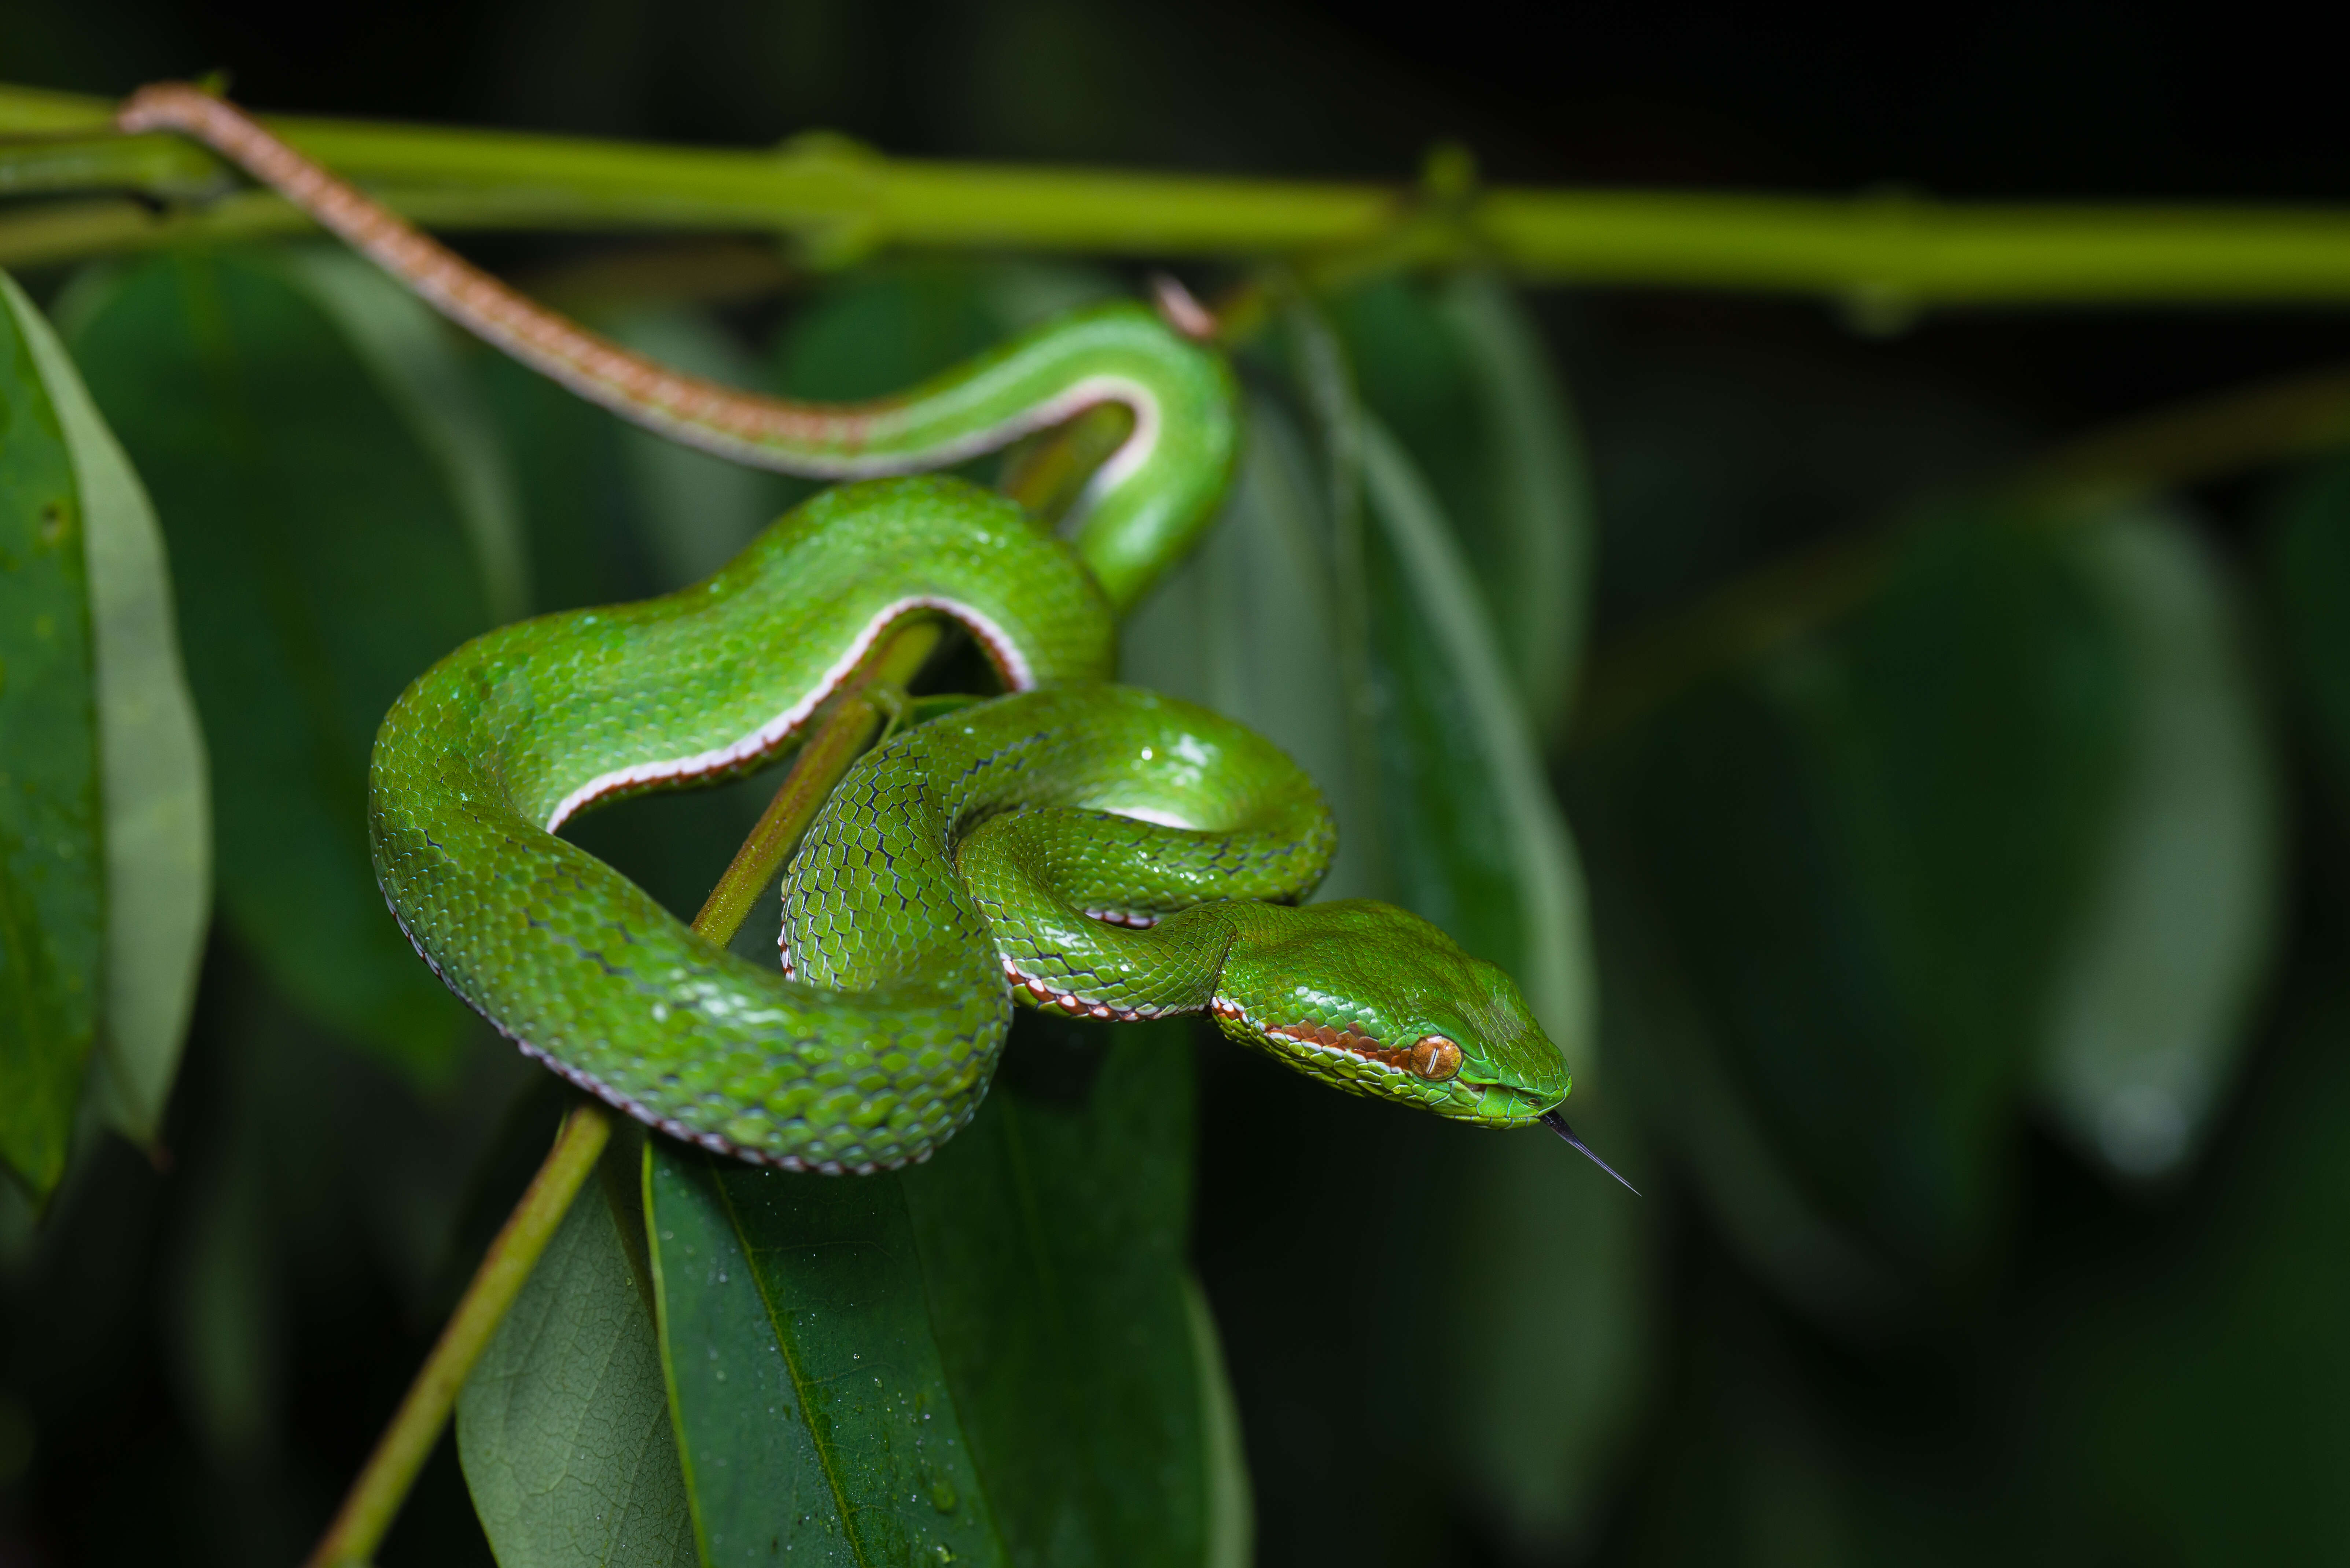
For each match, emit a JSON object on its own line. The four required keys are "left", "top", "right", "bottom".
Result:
{"left": 1540, "top": 1110, "right": 1641, "bottom": 1196}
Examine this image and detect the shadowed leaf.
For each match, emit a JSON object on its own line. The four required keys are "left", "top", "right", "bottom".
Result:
{"left": 0, "top": 271, "right": 101, "bottom": 1197}
{"left": 1120, "top": 390, "right": 1369, "bottom": 898}
{"left": 65, "top": 249, "right": 494, "bottom": 1085}
{"left": 459, "top": 1138, "right": 697, "bottom": 1568}
{"left": 7, "top": 274, "right": 210, "bottom": 1152}
{"left": 1592, "top": 506, "right": 2133, "bottom": 1276}
{"left": 1335, "top": 273, "right": 1596, "bottom": 733}
{"left": 2037, "top": 508, "right": 2280, "bottom": 1180}
{"left": 1358, "top": 417, "right": 1596, "bottom": 1077}
{"left": 644, "top": 1017, "right": 1226, "bottom": 1567}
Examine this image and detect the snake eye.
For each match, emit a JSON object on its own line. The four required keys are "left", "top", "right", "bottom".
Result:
{"left": 1410, "top": 1035, "right": 1462, "bottom": 1081}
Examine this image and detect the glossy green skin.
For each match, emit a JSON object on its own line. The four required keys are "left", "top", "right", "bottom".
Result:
{"left": 635, "top": 299, "right": 1244, "bottom": 612}
{"left": 369, "top": 311, "right": 1572, "bottom": 1172}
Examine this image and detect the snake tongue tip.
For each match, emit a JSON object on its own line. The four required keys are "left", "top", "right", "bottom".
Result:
{"left": 1539, "top": 1109, "right": 1641, "bottom": 1196}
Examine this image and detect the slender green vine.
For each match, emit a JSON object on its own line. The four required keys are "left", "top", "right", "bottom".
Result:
{"left": 12, "top": 81, "right": 2350, "bottom": 305}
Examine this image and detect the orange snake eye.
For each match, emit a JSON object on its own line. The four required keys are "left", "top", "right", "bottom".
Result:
{"left": 1409, "top": 1035, "right": 1462, "bottom": 1081}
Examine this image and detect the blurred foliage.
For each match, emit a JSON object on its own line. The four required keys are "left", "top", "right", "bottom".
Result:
{"left": 7, "top": 3, "right": 2350, "bottom": 1566}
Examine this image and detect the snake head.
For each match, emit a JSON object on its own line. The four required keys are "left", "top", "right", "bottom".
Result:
{"left": 1210, "top": 899, "right": 1570, "bottom": 1128}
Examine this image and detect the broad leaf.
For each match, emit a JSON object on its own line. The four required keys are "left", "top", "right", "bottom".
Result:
{"left": 1334, "top": 273, "right": 1597, "bottom": 733}
{"left": 1120, "top": 390, "right": 1370, "bottom": 897}
{"left": 1183, "top": 1277, "right": 1253, "bottom": 1568}
{"left": 66, "top": 249, "right": 496, "bottom": 1085}
{"left": 281, "top": 250, "right": 530, "bottom": 622}
{"left": 647, "top": 1142, "right": 1009, "bottom": 1568}
{"left": 1143, "top": 306, "right": 1637, "bottom": 1548}
{"left": 1577, "top": 828, "right": 1902, "bottom": 1322}
{"left": 1354, "top": 428, "right": 1634, "bottom": 1542}
{"left": 460, "top": 1138, "right": 697, "bottom": 1568}
{"left": 5, "top": 274, "right": 210, "bottom": 1153}
{"left": 1142, "top": 303, "right": 1635, "bottom": 1552}
{"left": 0, "top": 272, "right": 102, "bottom": 1197}
{"left": 1594, "top": 507, "right": 2132, "bottom": 1274}
{"left": 1791, "top": 512, "right": 2130, "bottom": 1258}
{"left": 2037, "top": 509, "right": 2280, "bottom": 1180}
{"left": 1359, "top": 417, "right": 1596, "bottom": 1076}
{"left": 645, "top": 1017, "right": 1224, "bottom": 1567}
{"left": 895, "top": 1017, "right": 1210, "bottom": 1564}
{"left": 1246, "top": 300, "right": 1596, "bottom": 1071}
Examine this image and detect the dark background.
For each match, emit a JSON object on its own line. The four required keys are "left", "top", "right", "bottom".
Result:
{"left": 6, "top": 3, "right": 2350, "bottom": 1565}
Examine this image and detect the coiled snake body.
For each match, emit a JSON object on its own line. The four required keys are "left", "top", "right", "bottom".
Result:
{"left": 125, "top": 84, "right": 1590, "bottom": 1178}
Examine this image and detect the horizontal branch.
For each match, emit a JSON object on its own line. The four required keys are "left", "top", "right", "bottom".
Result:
{"left": 12, "top": 82, "right": 2350, "bottom": 304}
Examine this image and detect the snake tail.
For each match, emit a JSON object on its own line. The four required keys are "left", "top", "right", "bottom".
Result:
{"left": 116, "top": 82, "right": 1240, "bottom": 608}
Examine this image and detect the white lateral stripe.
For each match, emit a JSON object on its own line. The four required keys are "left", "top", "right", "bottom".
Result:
{"left": 544, "top": 594, "right": 1033, "bottom": 832}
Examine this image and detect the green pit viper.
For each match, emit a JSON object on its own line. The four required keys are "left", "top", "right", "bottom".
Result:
{"left": 124, "top": 84, "right": 1630, "bottom": 1187}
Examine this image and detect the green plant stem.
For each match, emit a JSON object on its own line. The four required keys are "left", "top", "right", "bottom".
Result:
{"left": 303, "top": 620, "right": 938, "bottom": 1568}
{"left": 303, "top": 1099, "right": 612, "bottom": 1568}
{"left": 689, "top": 620, "right": 943, "bottom": 939}
{"left": 18, "top": 81, "right": 2350, "bottom": 303}
{"left": 2019, "top": 361, "right": 2350, "bottom": 508}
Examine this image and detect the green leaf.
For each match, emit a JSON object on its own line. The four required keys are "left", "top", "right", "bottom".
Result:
{"left": 1580, "top": 838, "right": 1902, "bottom": 1321}
{"left": 1120, "top": 390, "right": 1371, "bottom": 898}
{"left": 5, "top": 274, "right": 210, "bottom": 1152}
{"left": 1333, "top": 273, "right": 1597, "bottom": 732}
{"left": 895, "top": 1018, "right": 1210, "bottom": 1564}
{"left": 1354, "top": 409, "right": 1632, "bottom": 1543}
{"left": 1138, "top": 317, "right": 1627, "bottom": 1547}
{"left": 459, "top": 1139, "right": 698, "bottom": 1568}
{"left": 0, "top": 272, "right": 101, "bottom": 1197}
{"left": 280, "top": 249, "right": 530, "bottom": 622}
{"left": 1201, "top": 302, "right": 1596, "bottom": 1071}
{"left": 1358, "top": 417, "right": 1597, "bottom": 1077}
{"left": 1595, "top": 508, "right": 2133, "bottom": 1272}
{"left": 1789, "top": 513, "right": 2131, "bottom": 1257}
{"left": 646, "top": 1144, "right": 1012, "bottom": 1568}
{"left": 1184, "top": 1277, "right": 1253, "bottom": 1568}
{"left": 2037, "top": 509, "right": 2280, "bottom": 1180}
{"left": 65, "top": 249, "right": 495, "bottom": 1086}
{"left": 645, "top": 1017, "right": 1226, "bottom": 1567}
